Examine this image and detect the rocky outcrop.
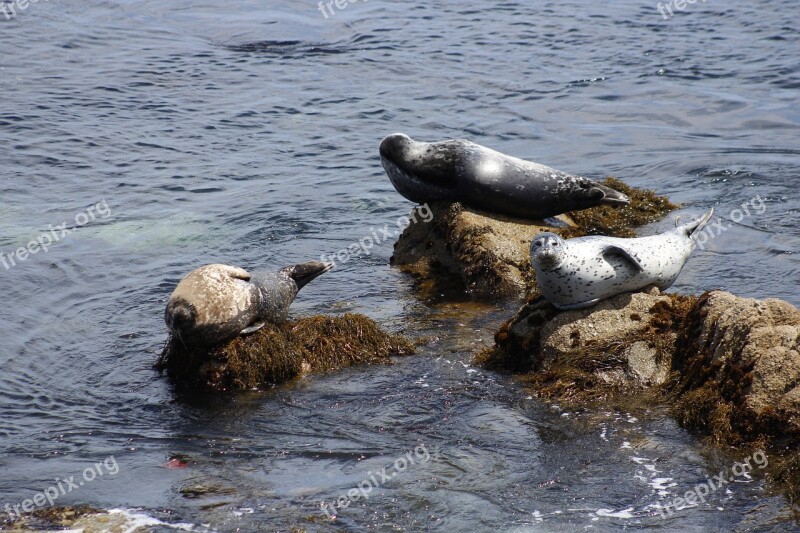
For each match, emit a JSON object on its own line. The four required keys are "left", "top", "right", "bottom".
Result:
{"left": 391, "top": 178, "right": 677, "bottom": 299}
{"left": 672, "top": 291, "right": 800, "bottom": 444}
{"left": 477, "top": 288, "right": 694, "bottom": 400}
{"left": 478, "top": 289, "right": 800, "bottom": 496}
{"left": 157, "top": 314, "right": 415, "bottom": 393}
{"left": 391, "top": 202, "right": 563, "bottom": 298}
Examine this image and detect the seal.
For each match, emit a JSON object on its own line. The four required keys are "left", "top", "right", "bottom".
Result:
{"left": 164, "top": 261, "right": 332, "bottom": 346}
{"left": 529, "top": 208, "right": 714, "bottom": 310}
{"left": 379, "top": 133, "right": 630, "bottom": 219}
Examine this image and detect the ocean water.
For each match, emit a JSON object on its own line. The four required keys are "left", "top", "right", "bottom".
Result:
{"left": 0, "top": 0, "right": 798, "bottom": 531}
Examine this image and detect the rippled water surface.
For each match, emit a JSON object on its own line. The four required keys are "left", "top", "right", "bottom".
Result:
{"left": 1, "top": 0, "right": 798, "bottom": 531}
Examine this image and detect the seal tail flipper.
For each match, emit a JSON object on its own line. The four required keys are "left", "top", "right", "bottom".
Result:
{"left": 218, "top": 264, "right": 252, "bottom": 281}
{"left": 681, "top": 207, "right": 715, "bottom": 239}
{"left": 282, "top": 261, "right": 334, "bottom": 290}
{"left": 592, "top": 182, "right": 630, "bottom": 206}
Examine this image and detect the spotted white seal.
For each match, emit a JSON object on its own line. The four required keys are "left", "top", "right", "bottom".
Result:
{"left": 529, "top": 208, "right": 714, "bottom": 310}
{"left": 165, "top": 261, "right": 332, "bottom": 346}
{"left": 379, "top": 133, "right": 629, "bottom": 219}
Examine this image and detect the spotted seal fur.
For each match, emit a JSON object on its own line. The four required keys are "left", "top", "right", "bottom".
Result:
{"left": 529, "top": 209, "right": 714, "bottom": 309}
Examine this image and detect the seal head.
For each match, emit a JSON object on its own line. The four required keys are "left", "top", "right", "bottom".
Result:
{"left": 379, "top": 133, "right": 458, "bottom": 203}
{"left": 530, "top": 232, "right": 566, "bottom": 270}
{"left": 164, "top": 299, "right": 197, "bottom": 346}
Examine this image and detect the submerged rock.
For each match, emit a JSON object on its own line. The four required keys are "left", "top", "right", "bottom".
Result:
{"left": 2, "top": 506, "right": 97, "bottom": 531}
{"left": 3, "top": 507, "right": 234, "bottom": 532}
{"left": 478, "top": 289, "right": 800, "bottom": 499}
{"left": 157, "top": 313, "right": 415, "bottom": 392}
{"left": 391, "top": 177, "right": 677, "bottom": 299}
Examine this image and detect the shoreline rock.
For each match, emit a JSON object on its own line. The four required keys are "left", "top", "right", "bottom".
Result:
{"left": 476, "top": 287, "right": 694, "bottom": 398}
{"left": 671, "top": 291, "right": 800, "bottom": 444}
{"left": 157, "top": 313, "right": 415, "bottom": 392}
{"left": 391, "top": 177, "right": 677, "bottom": 299}
{"left": 477, "top": 288, "right": 800, "bottom": 499}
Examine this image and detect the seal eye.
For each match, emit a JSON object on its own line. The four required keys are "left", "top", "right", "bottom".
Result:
{"left": 552, "top": 242, "right": 559, "bottom": 247}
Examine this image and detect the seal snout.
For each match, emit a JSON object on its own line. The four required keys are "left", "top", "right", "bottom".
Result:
{"left": 533, "top": 249, "right": 561, "bottom": 269}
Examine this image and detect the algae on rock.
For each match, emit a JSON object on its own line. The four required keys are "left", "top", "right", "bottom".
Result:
{"left": 158, "top": 313, "right": 415, "bottom": 392}
{"left": 391, "top": 178, "right": 677, "bottom": 299}
{"left": 1, "top": 506, "right": 98, "bottom": 532}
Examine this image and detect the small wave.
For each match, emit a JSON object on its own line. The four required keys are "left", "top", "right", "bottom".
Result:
{"left": 224, "top": 39, "right": 350, "bottom": 57}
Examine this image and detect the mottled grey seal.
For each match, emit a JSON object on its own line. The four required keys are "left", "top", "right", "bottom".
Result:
{"left": 165, "top": 261, "right": 332, "bottom": 346}
{"left": 529, "top": 208, "right": 714, "bottom": 310}
{"left": 379, "top": 133, "right": 629, "bottom": 219}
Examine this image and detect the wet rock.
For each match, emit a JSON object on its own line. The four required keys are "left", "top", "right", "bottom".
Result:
{"left": 671, "top": 291, "right": 800, "bottom": 444}
{"left": 4, "top": 507, "right": 212, "bottom": 532}
{"left": 478, "top": 288, "right": 800, "bottom": 499}
{"left": 2, "top": 506, "right": 97, "bottom": 531}
{"left": 476, "top": 287, "right": 691, "bottom": 401}
{"left": 180, "top": 483, "right": 237, "bottom": 499}
{"left": 391, "top": 178, "right": 677, "bottom": 299}
{"left": 157, "top": 313, "right": 415, "bottom": 392}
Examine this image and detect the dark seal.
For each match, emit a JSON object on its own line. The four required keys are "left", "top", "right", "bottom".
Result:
{"left": 379, "top": 133, "right": 629, "bottom": 219}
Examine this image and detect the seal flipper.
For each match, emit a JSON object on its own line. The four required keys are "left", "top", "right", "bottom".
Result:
{"left": 602, "top": 245, "right": 645, "bottom": 272}
{"left": 240, "top": 322, "right": 265, "bottom": 335}
{"left": 590, "top": 182, "right": 630, "bottom": 206}
{"left": 680, "top": 207, "right": 715, "bottom": 239}
{"left": 219, "top": 265, "right": 252, "bottom": 281}
{"left": 557, "top": 298, "right": 602, "bottom": 310}
{"left": 282, "top": 261, "right": 334, "bottom": 290}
